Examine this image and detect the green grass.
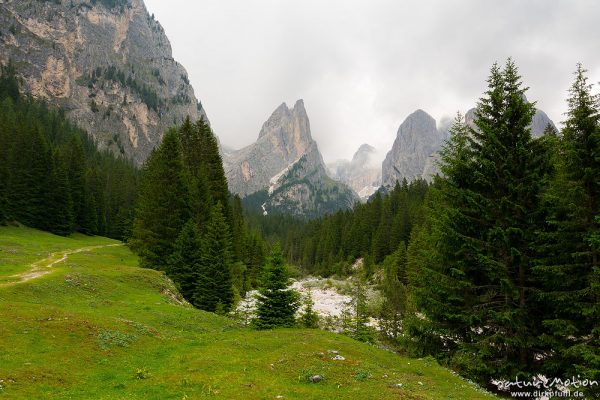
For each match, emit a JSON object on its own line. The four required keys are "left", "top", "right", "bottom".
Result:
{"left": 0, "top": 226, "right": 496, "bottom": 399}
{"left": 0, "top": 226, "right": 118, "bottom": 281}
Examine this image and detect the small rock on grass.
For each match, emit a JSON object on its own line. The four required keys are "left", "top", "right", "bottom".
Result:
{"left": 310, "top": 375, "right": 323, "bottom": 383}
{"left": 331, "top": 355, "right": 345, "bottom": 361}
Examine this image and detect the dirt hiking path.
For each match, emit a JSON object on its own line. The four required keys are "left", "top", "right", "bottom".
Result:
{"left": 0, "top": 243, "right": 123, "bottom": 287}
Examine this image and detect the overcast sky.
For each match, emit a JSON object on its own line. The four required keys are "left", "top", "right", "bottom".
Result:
{"left": 144, "top": 0, "right": 600, "bottom": 163}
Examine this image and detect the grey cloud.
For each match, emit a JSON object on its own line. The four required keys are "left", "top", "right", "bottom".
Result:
{"left": 145, "top": 0, "right": 600, "bottom": 162}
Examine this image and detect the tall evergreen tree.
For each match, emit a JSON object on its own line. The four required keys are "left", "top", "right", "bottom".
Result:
{"left": 230, "top": 195, "right": 247, "bottom": 262}
{"left": 8, "top": 121, "right": 51, "bottom": 229}
{"left": 194, "top": 202, "right": 234, "bottom": 312}
{"left": 65, "top": 135, "right": 87, "bottom": 232}
{"left": 0, "top": 97, "right": 13, "bottom": 224}
{"left": 254, "top": 244, "right": 299, "bottom": 329}
{"left": 130, "top": 129, "right": 189, "bottom": 269}
{"left": 378, "top": 243, "right": 408, "bottom": 341}
{"left": 80, "top": 171, "right": 99, "bottom": 235}
{"left": 168, "top": 219, "right": 203, "bottom": 303}
{"left": 86, "top": 167, "right": 108, "bottom": 235}
{"left": 45, "top": 150, "right": 74, "bottom": 236}
{"left": 0, "top": 61, "right": 19, "bottom": 102}
{"left": 179, "top": 117, "right": 213, "bottom": 227}
{"left": 532, "top": 64, "right": 600, "bottom": 382}
{"left": 372, "top": 200, "right": 393, "bottom": 263}
{"left": 196, "top": 118, "right": 230, "bottom": 210}
{"left": 409, "top": 60, "right": 551, "bottom": 384}
{"left": 0, "top": 148, "right": 8, "bottom": 224}
{"left": 244, "top": 229, "right": 267, "bottom": 288}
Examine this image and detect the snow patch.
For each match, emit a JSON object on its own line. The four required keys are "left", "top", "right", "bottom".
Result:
{"left": 268, "top": 156, "right": 303, "bottom": 195}
{"left": 358, "top": 185, "right": 379, "bottom": 200}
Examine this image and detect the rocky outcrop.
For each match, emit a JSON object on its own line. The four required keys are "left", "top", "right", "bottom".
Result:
{"left": 264, "top": 142, "right": 358, "bottom": 218}
{"left": 382, "top": 110, "right": 447, "bottom": 187}
{"left": 226, "top": 100, "right": 358, "bottom": 217}
{"left": 385, "top": 105, "right": 557, "bottom": 186}
{"left": 530, "top": 108, "right": 556, "bottom": 137}
{"left": 0, "top": 0, "right": 206, "bottom": 164}
{"left": 224, "top": 100, "right": 313, "bottom": 197}
{"left": 328, "top": 144, "right": 382, "bottom": 201}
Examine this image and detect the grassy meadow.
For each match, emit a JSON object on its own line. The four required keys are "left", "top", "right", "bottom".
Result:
{"left": 0, "top": 226, "right": 495, "bottom": 399}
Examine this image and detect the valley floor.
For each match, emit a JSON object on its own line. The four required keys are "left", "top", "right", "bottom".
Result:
{"left": 0, "top": 226, "right": 496, "bottom": 399}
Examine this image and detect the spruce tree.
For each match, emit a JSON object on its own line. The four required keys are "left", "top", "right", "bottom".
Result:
{"left": 299, "top": 292, "right": 320, "bottom": 329}
{"left": 254, "top": 244, "right": 299, "bottom": 329}
{"left": 230, "top": 195, "right": 247, "bottom": 262}
{"left": 194, "top": 202, "right": 234, "bottom": 312}
{"left": 410, "top": 60, "right": 551, "bottom": 384}
{"left": 378, "top": 243, "right": 408, "bottom": 341}
{"left": 8, "top": 121, "right": 51, "bottom": 229}
{"left": 65, "top": 135, "right": 87, "bottom": 232}
{"left": 0, "top": 98, "right": 12, "bottom": 224}
{"left": 372, "top": 200, "right": 392, "bottom": 263}
{"left": 341, "top": 278, "right": 375, "bottom": 343}
{"left": 86, "top": 167, "right": 107, "bottom": 235}
{"left": 0, "top": 61, "right": 20, "bottom": 102}
{"left": 0, "top": 150, "right": 8, "bottom": 224}
{"left": 130, "top": 129, "right": 189, "bottom": 269}
{"left": 532, "top": 64, "right": 600, "bottom": 383}
{"left": 168, "top": 219, "right": 203, "bottom": 303}
{"left": 196, "top": 118, "right": 230, "bottom": 209}
{"left": 244, "top": 229, "right": 267, "bottom": 288}
{"left": 45, "top": 150, "right": 75, "bottom": 236}
{"left": 80, "top": 176, "right": 99, "bottom": 235}
{"left": 179, "top": 117, "right": 213, "bottom": 227}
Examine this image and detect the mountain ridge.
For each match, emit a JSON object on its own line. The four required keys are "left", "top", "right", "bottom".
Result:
{"left": 0, "top": 0, "right": 206, "bottom": 164}
{"left": 328, "top": 143, "right": 382, "bottom": 201}
{"left": 225, "top": 100, "right": 358, "bottom": 217}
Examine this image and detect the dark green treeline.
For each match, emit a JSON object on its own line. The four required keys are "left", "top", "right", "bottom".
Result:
{"left": 0, "top": 63, "right": 138, "bottom": 239}
{"left": 247, "top": 179, "right": 429, "bottom": 277}
{"left": 129, "top": 118, "right": 266, "bottom": 312}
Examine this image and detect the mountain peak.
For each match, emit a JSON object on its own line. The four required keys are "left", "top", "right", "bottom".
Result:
{"left": 382, "top": 109, "right": 444, "bottom": 186}
{"left": 356, "top": 143, "right": 376, "bottom": 154}
{"left": 406, "top": 109, "right": 436, "bottom": 126}
{"left": 352, "top": 144, "right": 376, "bottom": 164}
{"left": 225, "top": 100, "right": 357, "bottom": 216}
{"left": 226, "top": 100, "right": 317, "bottom": 197}
{"left": 327, "top": 143, "right": 381, "bottom": 201}
{"left": 258, "top": 99, "right": 309, "bottom": 140}
{"left": 293, "top": 99, "right": 305, "bottom": 111}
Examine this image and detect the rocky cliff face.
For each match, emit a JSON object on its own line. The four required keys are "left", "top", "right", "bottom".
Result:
{"left": 0, "top": 0, "right": 206, "bottom": 164}
{"left": 328, "top": 144, "right": 382, "bottom": 201}
{"left": 385, "top": 106, "right": 557, "bottom": 186}
{"left": 224, "top": 100, "right": 313, "bottom": 197}
{"left": 226, "top": 100, "right": 358, "bottom": 217}
{"left": 382, "top": 110, "right": 447, "bottom": 187}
